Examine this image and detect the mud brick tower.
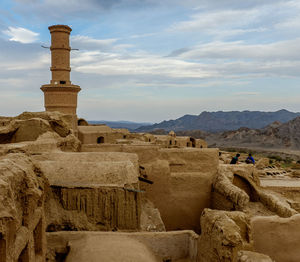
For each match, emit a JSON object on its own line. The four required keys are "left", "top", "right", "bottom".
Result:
{"left": 41, "top": 25, "right": 81, "bottom": 115}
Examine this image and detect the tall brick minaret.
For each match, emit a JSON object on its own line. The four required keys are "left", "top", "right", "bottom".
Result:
{"left": 41, "top": 25, "right": 81, "bottom": 116}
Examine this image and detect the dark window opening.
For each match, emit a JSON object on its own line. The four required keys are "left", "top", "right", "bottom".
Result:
{"left": 190, "top": 137, "right": 196, "bottom": 148}
{"left": 60, "top": 81, "right": 66, "bottom": 84}
{"left": 233, "top": 174, "right": 259, "bottom": 202}
{"left": 97, "top": 136, "right": 105, "bottom": 144}
{"left": 0, "top": 234, "right": 6, "bottom": 262}
{"left": 169, "top": 140, "right": 172, "bottom": 145}
{"left": 123, "top": 135, "right": 127, "bottom": 139}
{"left": 18, "top": 244, "right": 29, "bottom": 262}
{"left": 78, "top": 119, "right": 89, "bottom": 126}
{"left": 34, "top": 219, "right": 43, "bottom": 255}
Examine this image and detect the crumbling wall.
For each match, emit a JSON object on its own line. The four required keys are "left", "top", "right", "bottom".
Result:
{"left": 0, "top": 154, "right": 47, "bottom": 262}
{"left": 198, "top": 209, "right": 252, "bottom": 262}
{"left": 34, "top": 152, "right": 142, "bottom": 232}
{"left": 212, "top": 164, "right": 297, "bottom": 217}
{"left": 140, "top": 197, "right": 166, "bottom": 232}
{"left": 267, "top": 187, "right": 300, "bottom": 212}
{"left": 0, "top": 111, "right": 81, "bottom": 153}
{"left": 212, "top": 172, "right": 250, "bottom": 211}
{"left": 46, "top": 186, "right": 140, "bottom": 231}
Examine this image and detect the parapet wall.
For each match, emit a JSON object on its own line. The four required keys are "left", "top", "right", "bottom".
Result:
{"left": 47, "top": 230, "right": 198, "bottom": 262}
{"left": 252, "top": 214, "right": 300, "bottom": 262}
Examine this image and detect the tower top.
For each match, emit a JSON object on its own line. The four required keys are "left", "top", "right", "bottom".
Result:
{"left": 48, "top": 25, "right": 72, "bottom": 33}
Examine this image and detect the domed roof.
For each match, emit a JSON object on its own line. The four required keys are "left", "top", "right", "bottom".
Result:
{"left": 168, "top": 130, "right": 176, "bottom": 137}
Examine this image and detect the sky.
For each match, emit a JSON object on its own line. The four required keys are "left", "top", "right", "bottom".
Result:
{"left": 1, "top": 0, "right": 300, "bottom": 123}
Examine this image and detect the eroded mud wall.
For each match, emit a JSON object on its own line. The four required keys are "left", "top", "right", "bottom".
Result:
{"left": 34, "top": 152, "right": 141, "bottom": 232}
{"left": 0, "top": 154, "right": 47, "bottom": 262}
{"left": 46, "top": 186, "right": 140, "bottom": 231}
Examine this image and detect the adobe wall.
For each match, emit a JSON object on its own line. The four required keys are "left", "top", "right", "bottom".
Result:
{"left": 81, "top": 144, "right": 161, "bottom": 163}
{"left": 45, "top": 186, "right": 141, "bottom": 232}
{"left": 252, "top": 214, "right": 300, "bottom": 262}
{"left": 33, "top": 152, "right": 141, "bottom": 232}
{"left": 46, "top": 230, "right": 198, "bottom": 262}
{"left": 78, "top": 126, "right": 129, "bottom": 144}
{"left": 82, "top": 145, "right": 219, "bottom": 232}
{"left": 0, "top": 154, "right": 47, "bottom": 262}
{"left": 32, "top": 152, "right": 139, "bottom": 187}
{"left": 146, "top": 148, "right": 218, "bottom": 232}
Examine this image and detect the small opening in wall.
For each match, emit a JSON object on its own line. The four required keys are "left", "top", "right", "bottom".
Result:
{"left": 97, "top": 136, "right": 105, "bottom": 144}
{"left": 0, "top": 234, "right": 6, "bottom": 262}
{"left": 190, "top": 137, "right": 196, "bottom": 148}
{"left": 34, "top": 219, "right": 43, "bottom": 255}
{"left": 18, "top": 244, "right": 29, "bottom": 262}
{"left": 60, "top": 81, "right": 66, "bottom": 84}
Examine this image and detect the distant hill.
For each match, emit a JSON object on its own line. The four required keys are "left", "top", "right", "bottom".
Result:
{"left": 177, "top": 116, "right": 300, "bottom": 150}
{"left": 136, "top": 109, "right": 300, "bottom": 133}
{"left": 88, "top": 120, "right": 152, "bottom": 131}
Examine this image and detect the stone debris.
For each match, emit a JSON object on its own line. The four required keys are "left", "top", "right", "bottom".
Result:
{"left": 237, "top": 250, "right": 274, "bottom": 262}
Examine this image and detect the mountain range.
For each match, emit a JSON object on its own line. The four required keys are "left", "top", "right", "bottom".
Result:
{"left": 88, "top": 120, "right": 152, "bottom": 131}
{"left": 176, "top": 116, "right": 300, "bottom": 151}
{"left": 136, "top": 109, "right": 300, "bottom": 133}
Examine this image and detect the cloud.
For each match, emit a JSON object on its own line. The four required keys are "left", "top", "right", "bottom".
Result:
{"left": 70, "top": 35, "right": 300, "bottom": 82}
{"left": 170, "top": 38, "right": 300, "bottom": 61}
{"left": 169, "top": 8, "right": 263, "bottom": 35}
{"left": 233, "top": 92, "right": 260, "bottom": 96}
{"left": 71, "top": 35, "right": 118, "bottom": 50}
{"left": 169, "top": 0, "right": 300, "bottom": 40}
{"left": 1, "top": 0, "right": 300, "bottom": 122}
{"left": 72, "top": 51, "right": 212, "bottom": 79}
{"left": 3, "top": 26, "right": 39, "bottom": 43}
{"left": 12, "top": 0, "right": 125, "bottom": 22}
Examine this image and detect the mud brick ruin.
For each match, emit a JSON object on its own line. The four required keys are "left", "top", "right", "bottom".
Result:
{"left": 1, "top": 25, "right": 300, "bottom": 262}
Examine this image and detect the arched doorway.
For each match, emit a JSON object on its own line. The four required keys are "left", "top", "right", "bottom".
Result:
{"left": 77, "top": 118, "right": 89, "bottom": 126}
{"left": 190, "top": 137, "right": 196, "bottom": 148}
{"left": 233, "top": 174, "right": 258, "bottom": 202}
